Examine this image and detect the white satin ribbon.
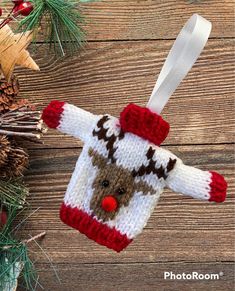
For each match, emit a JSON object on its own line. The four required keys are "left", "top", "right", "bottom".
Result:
{"left": 147, "top": 14, "right": 212, "bottom": 114}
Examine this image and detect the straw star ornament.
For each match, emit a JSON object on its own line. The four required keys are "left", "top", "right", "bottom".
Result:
{"left": 0, "top": 23, "right": 39, "bottom": 81}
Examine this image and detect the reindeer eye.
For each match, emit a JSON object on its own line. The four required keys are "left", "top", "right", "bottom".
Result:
{"left": 101, "top": 180, "right": 109, "bottom": 187}
{"left": 116, "top": 187, "right": 126, "bottom": 195}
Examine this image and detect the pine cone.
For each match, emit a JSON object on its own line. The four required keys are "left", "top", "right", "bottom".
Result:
{"left": 0, "top": 75, "right": 20, "bottom": 113}
{"left": 0, "top": 138, "right": 29, "bottom": 178}
{"left": 0, "top": 135, "right": 11, "bottom": 168}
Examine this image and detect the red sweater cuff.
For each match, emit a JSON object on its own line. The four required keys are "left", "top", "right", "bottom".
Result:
{"left": 209, "top": 171, "right": 227, "bottom": 203}
{"left": 119, "top": 103, "right": 169, "bottom": 146}
{"left": 42, "top": 100, "right": 65, "bottom": 129}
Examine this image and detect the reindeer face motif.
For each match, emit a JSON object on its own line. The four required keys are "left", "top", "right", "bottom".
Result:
{"left": 89, "top": 115, "right": 177, "bottom": 222}
{"left": 89, "top": 148, "right": 156, "bottom": 221}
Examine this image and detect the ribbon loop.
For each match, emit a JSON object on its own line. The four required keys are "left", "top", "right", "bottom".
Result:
{"left": 147, "top": 14, "right": 212, "bottom": 114}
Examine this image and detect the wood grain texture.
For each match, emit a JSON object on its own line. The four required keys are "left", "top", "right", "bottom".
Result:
{"left": 19, "top": 228, "right": 234, "bottom": 264}
{"left": 15, "top": 38, "right": 234, "bottom": 148}
{"left": 17, "top": 262, "right": 234, "bottom": 291}
{"left": 5, "top": 0, "right": 234, "bottom": 40}
{"left": 3, "top": 1, "right": 233, "bottom": 289}
{"left": 14, "top": 144, "right": 233, "bottom": 267}
{"left": 82, "top": 0, "right": 235, "bottom": 40}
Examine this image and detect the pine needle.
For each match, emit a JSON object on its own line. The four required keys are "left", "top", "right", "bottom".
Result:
{"left": 17, "top": 0, "right": 99, "bottom": 56}
{"left": 0, "top": 207, "right": 37, "bottom": 290}
{"left": 0, "top": 179, "right": 29, "bottom": 209}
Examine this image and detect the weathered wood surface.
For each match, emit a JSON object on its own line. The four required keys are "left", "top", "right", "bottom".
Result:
{"left": 83, "top": 0, "right": 235, "bottom": 40}
{"left": 14, "top": 1, "right": 234, "bottom": 290}
{"left": 17, "top": 38, "right": 234, "bottom": 148}
{"left": 24, "top": 262, "right": 234, "bottom": 291}
{"left": 17, "top": 144, "right": 234, "bottom": 289}
{"left": 21, "top": 145, "right": 233, "bottom": 254}
{"left": 5, "top": 0, "right": 235, "bottom": 39}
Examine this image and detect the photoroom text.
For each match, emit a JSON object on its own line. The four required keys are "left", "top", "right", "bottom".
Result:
{"left": 164, "top": 271, "right": 223, "bottom": 280}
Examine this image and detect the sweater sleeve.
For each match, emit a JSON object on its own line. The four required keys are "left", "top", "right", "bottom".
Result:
{"left": 42, "top": 100, "right": 98, "bottom": 142}
{"left": 165, "top": 161, "right": 227, "bottom": 203}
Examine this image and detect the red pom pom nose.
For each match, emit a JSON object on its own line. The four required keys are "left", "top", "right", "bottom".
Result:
{"left": 101, "top": 196, "right": 118, "bottom": 212}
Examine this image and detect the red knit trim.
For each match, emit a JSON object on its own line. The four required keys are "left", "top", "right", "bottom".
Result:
{"left": 60, "top": 203, "right": 132, "bottom": 252}
{"left": 42, "top": 100, "right": 65, "bottom": 129}
{"left": 209, "top": 171, "right": 227, "bottom": 203}
{"left": 119, "top": 103, "right": 169, "bottom": 146}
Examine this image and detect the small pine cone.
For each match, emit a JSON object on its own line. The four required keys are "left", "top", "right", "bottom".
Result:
{"left": 0, "top": 75, "right": 20, "bottom": 113}
{"left": 0, "top": 144, "right": 29, "bottom": 178}
{"left": 0, "top": 135, "right": 11, "bottom": 168}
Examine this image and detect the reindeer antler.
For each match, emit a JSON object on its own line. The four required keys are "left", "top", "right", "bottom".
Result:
{"left": 132, "top": 146, "right": 176, "bottom": 179}
{"left": 93, "top": 115, "right": 124, "bottom": 163}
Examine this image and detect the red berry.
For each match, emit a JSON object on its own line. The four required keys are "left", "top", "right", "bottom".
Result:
{"left": 0, "top": 8, "right": 2, "bottom": 17}
{"left": 0, "top": 210, "right": 7, "bottom": 227}
{"left": 12, "top": 5, "right": 20, "bottom": 14}
{"left": 18, "top": 2, "right": 34, "bottom": 16}
{"left": 101, "top": 196, "right": 118, "bottom": 212}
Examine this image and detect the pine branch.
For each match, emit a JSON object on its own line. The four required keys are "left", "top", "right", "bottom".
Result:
{"left": 0, "top": 207, "right": 37, "bottom": 290}
{"left": 17, "top": 0, "right": 100, "bottom": 56}
{"left": 0, "top": 179, "right": 29, "bottom": 209}
{"left": 0, "top": 206, "right": 49, "bottom": 290}
{"left": 3, "top": 231, "right": 46, "bottom": 250}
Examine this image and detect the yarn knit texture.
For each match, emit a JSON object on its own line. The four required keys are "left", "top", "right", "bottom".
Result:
{"left": 42, "top": 101, "right": 227, "bottom": 252}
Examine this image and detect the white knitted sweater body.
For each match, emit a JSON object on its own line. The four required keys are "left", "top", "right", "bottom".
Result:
{"left": 42, "top": 102, "right": 225, "bottom": 252}
{"left": 63, "top": 109, "right": 174, "bottom": 239}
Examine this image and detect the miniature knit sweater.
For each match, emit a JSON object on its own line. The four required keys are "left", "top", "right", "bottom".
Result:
{"left": 42, "top": 14, "right": 228, "bottom": 252}
{"left": 42, "top": 101, "right": 227, "bottom": 252}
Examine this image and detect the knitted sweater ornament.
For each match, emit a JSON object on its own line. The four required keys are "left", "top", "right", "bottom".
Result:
{"left": 42, "top": 15, "right": 227, "bottom": 252}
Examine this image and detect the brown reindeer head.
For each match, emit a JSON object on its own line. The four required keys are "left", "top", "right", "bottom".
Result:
{"left": 90, "top": 116, "right": 176, "bottom": 221}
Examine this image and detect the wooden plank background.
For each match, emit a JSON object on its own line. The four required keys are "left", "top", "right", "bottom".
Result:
{"left": 15, "top": 1, "right": 234, "bottom": 290}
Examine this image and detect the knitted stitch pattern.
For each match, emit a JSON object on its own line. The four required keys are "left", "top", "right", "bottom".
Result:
{"left": 42, "top": 101, "right": 227, "bottom": 252}
{"left": 120, "top": 103, "right": 170, "bottom": 146}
